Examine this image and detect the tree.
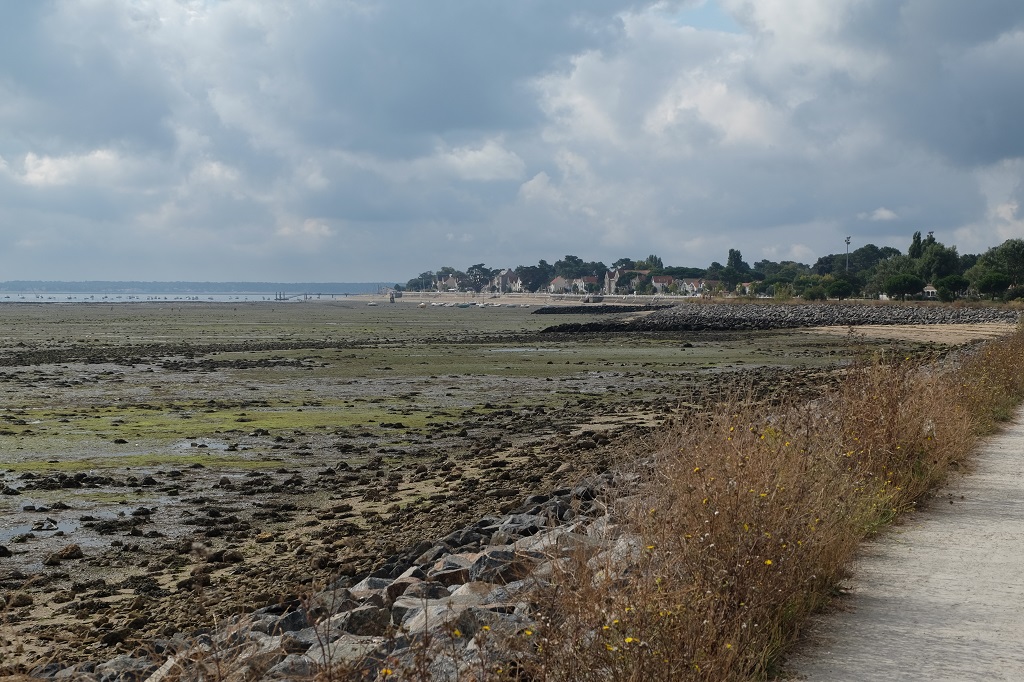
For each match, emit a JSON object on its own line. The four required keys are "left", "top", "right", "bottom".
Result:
{"left": 554, "top": 254, "right": 587, "bottom": 279}
{"left": 935, "top": 274, "right": 969, "bottom": 301}
{"left": 825, "top": 278, "right": 855, "bottom": 300}
{"left": 908, "top": 231, "right": 924, "bottom": 259}
{"left": 612, "top": 257, "right": 635, "bottom": 270}
{"left": 637, "top": 254, "right": 663, "bottom": 271}
{"left": 405, "top": 271, "right": 435, "bottom": 291}
{"left": 720, "top": 266, "right": 743, "bottom": 290}
{"left": 791, "top": 273, "right": 824, "bottom": 297}
{"left": 515, "top": 260, "right": 554, "bottom": 292}
{"left": 802, "top": 286, "right": 827, "bottom": 301}
{"left": 959, "top": 253, "right": 980, "bottom": 272}
{"left": 663, "top": 266, "right": 706, "bottom": 279}
{"left": 466, "top": 263, "right": 494, "bottom": 292}
{"left": 866, "top": 254, "right": 916, "bottom": 297}
{"left": 992, "top": 239, "right": 1024, "bottom": 286}
{"left": 976, "top": 271, "right": 1011, "bottom": 300}
{"left": 917, "top": 242, "right": 959, "bottom": 283}
{"left": 884, "top": 273, "right": 925, "bottom": 300}
{"left": 727, "top": 249, "right": 750, "bottom": 273}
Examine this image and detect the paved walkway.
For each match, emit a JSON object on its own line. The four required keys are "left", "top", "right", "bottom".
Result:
{"left": 788, "top": 411, "right": 1024, "bottom": 681}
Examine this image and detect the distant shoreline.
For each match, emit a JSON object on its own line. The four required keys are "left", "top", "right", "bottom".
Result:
{"left": 0, "top": 280, "right": 394, "bottom": 295}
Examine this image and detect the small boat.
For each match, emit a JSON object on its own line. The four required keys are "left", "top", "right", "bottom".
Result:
{"left": 367, "top": 301, "right": 378, "bottom": 306}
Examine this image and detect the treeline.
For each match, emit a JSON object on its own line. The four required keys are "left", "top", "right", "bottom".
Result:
{"left": 400, "top": 233, "right": 1024, "bottom": 301}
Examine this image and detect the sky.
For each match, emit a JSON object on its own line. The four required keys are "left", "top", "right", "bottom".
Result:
{"left": 2, "top": 0, "right": 1024, "bottom": 283}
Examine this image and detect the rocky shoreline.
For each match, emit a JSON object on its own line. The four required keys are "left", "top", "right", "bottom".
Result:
{"left": 541, "top": 302, "right": 1021, "bottom": 333}
{"left": 31, "top": 474, "right": 624, "bottom": 680}
{"left": 1, "top": 302, "right": 1006, "bottom": 679}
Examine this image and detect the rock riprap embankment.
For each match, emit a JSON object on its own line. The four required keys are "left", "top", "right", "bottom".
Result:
{"left": 532, "top": 304, "right": 672, "bottom": 315}
{"left": 541, "top": 302, "right": 1020, "bottom": 333}
{"left": 30, "top": 474, "right": 633, "bottom": 681}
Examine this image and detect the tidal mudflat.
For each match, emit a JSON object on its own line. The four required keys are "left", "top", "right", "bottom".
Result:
{"left": 0, "top": 300, "right": 990, "bottom": 669}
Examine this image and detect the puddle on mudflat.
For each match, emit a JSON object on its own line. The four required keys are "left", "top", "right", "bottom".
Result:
{"left": 170, "top": 438, "right": 233, "bottom": 451}
{"left": 1, "top": 519, "right": 80, "bottom": 544}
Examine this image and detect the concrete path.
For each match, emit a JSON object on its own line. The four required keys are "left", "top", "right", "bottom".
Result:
{"left": 787, "top": 411, "right": 1024, "bottom": 681}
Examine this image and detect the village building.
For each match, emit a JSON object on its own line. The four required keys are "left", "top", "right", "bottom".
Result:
{"left": 491, "top": 268, "right": 522, "bottom": 293}
{"left": 436, "top": 274, "right": 461, "bottom": 292}
{"left": 651, "top": 275, "right": 676, "bottom": 293}
{"left": 548, "top": 275, "right": 571, "bottom": 293}
{"left": 573, "top": 275, "right": 601, "bottom": 293}
{"left": 604, "top": 268, "right": 652, "bottom": 294}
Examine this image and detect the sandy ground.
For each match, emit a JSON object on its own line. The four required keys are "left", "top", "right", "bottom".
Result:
{"left": 802, "top": 322, "right": 1017, "bottom": 344}
{"left": 787, "top": 408, "right": 1024, "bottom": 681}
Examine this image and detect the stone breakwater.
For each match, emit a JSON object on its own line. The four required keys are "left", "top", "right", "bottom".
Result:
{"left": 29, "top": 474, "right": 631, "bottom": 681}
{"left": 541, "top": 302, "right": 1021, "bottom": 333}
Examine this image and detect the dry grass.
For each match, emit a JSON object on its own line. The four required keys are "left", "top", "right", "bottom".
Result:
{"left": 516, "top": 326, "right": 1024, "bottom": 681}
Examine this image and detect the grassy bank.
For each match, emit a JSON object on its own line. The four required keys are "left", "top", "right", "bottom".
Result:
{"left": 520, "top": 324, "right": 1024, "bottom": 681}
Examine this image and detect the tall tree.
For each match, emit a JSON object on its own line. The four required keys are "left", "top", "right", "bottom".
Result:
{"left": 637, "top": 254, "right": 664, "bottom": 271}
{"left": 554, "top": 254, "right": 587, "bottom": 279}
{"left": 992, "top": 239, "right": 1024, "bottom": 286}
{"left": 917, "top": 242, "right": 959, "bottom": 283}
{"left": 727, "top": 249, "right": 750, "bottom": 273}
{"left": 612, "top": 257, "right": 635, "bottom": 270}
{"left": 515, "top": 260, "right": 554, "bottom": 292}
{"left": 908, "top": 231, "right": 924, "bottom": 259}
{"left": 466, "top": 263, "right": 494, "bottom": 292}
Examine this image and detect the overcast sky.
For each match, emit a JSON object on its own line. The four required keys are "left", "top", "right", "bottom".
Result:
{"left": 2, "top": 0, "right": 1023, "bottom": 283}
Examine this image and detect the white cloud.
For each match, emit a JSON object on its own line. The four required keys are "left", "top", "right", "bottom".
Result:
{"left": 277, "top": 217, "right": 335, "bottom": 239}
{"left": 859, "top": 207, "right": 899, "bottom": 222}
{"left": 438, "top": 139, "right": 526, "bottom": 182}
{"left": 20, "top": 149, "right": 125, "bottom": 187}
{"left": 1, "top": 1, "right": 1024, "bottom": 280}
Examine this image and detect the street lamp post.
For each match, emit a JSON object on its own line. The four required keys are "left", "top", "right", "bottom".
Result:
{"left": 845, "top": 236, "right": 851, "bottom": 272}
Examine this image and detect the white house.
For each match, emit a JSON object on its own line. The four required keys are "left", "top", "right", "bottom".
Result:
{"left": 548, "top": 276, "right": 571, "bottom": 293}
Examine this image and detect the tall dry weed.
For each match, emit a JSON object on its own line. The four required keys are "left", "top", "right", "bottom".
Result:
{"left": 521, "top": 327, "right": 1024, "bottom": 681}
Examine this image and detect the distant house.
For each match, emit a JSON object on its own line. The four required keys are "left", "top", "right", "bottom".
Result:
{"left": 651, "top": 275, "right": 675, "bottom": 294}
{"left": 605, "top": 268, "right": 651, "bottom": 294}
{"left": 573, "top": 276, "right": 600, "bottom": 293}
{"left": 679, "top": 279, "right": 701, "bottom": 295}
{"left": 436, "top": 275, "right": 461, "bottom": 292}
{"left": 701, "top": 280, "right": 723, "bottom": 295}
{"left": 491, "top": 268, "right": 522, "bottom": 293}
{"left": 678, "top": 279, "right": 723, "bottom": 296}
{"left": 923, "top": 284, "right": 938, "bottom": 300}
{"left": 548, "top": 276, "right": 571, "bottom": 293}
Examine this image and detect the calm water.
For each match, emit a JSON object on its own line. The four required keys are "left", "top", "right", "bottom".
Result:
{"left": 0, "top": 291, "right": 363, "bottom": 303}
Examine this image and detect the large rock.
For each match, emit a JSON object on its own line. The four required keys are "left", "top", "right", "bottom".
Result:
{"left": 468, "top": 547, "right": 538, "bottom": 584}
{"left": 93, "top": 654, "right": 156, "bottom": 681}
{"left": 43, "top": 543, "right": 84, "bottom": 565}
{"left": 304, "top": 633, "right": 389, "bottom": 671}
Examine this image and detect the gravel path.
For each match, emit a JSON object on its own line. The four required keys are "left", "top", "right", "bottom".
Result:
{"left": 788, "top": 409, "right": 1024, "bottom": 681}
